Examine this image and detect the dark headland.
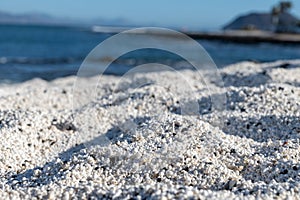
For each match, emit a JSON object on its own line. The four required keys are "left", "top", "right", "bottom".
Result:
{"left": 185, "top": 1, "right": 300, "bottom": 44}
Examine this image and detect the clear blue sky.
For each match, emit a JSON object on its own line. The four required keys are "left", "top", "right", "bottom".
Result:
{"left": 0, "top": 0, "right": 299, "bottom": 30}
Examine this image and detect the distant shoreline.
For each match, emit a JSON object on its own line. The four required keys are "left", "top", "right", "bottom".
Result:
{"left": 186, "top": 30, "right": 300, "bottom": 44}
{"left": 90, "top": 26, "right": 300, "bottom": 44}
{"left": 2, "top": 23, "right": 300, "bottom": 44}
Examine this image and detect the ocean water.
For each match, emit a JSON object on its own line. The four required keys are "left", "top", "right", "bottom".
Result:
{"left": 0, "top": 24, "right": 300, "bottom": 83}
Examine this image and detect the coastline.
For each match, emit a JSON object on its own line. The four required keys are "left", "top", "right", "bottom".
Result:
{"left": 186, "top": 30, "right": 300, "bottom": 44}
{"left": 0, "top": 60, "right": 299, "bottom": 199}
{"left": 90, "top": 26, "right": 300, "bottom": 44}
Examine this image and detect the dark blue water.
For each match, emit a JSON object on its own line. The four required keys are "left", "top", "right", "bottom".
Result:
{"left": 0, "top": 24, "right": 299, "bottom": 83}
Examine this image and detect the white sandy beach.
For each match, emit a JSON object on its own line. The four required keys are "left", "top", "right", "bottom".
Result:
{"left": 0, "top": 60, "right": 299, "bottom": 199}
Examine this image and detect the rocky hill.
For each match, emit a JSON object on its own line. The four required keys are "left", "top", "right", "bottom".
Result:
{"left": 223, "top": 12, "right": 299, "bottom": 33}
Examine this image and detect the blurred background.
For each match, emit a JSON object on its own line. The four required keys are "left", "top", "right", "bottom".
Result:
{"left": 0, "top": 0, "right": 299, "bottom": 83}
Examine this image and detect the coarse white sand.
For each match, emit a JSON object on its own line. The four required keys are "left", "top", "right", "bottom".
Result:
{"left": 0, "top": 60, "right": 299, "bottom": 199}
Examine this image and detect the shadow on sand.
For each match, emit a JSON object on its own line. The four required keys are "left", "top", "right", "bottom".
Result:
{"left": 222, "top": 115, "right": 300, "bottom": 142}
{"left": 221, "top": 71, "right": 271, "bottom": 87}
{"left": 5, "top": 117, "right": 152, "bottom": 189}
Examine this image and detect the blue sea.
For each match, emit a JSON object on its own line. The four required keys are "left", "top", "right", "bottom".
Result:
{"left": 1, "top": 24, "right": 300, "bottom": 83}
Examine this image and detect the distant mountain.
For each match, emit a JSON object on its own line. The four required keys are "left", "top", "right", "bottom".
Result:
{"left": 223, "top": 12, "right": 300, "bottom": 32}
{"left": 0, "top": 11, "right": 77, "bottom": 25}
{"left": 0, "top": 10, "right": 134, "bottom": 27}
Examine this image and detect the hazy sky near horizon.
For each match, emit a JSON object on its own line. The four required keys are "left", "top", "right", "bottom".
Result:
{"left": 1, "top": 0, "right": 299, "bottom": 30}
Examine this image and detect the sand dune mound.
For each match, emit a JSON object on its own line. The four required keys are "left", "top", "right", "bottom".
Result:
{"left": 0, "top": 60, "right": 299, "bottom": 199}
